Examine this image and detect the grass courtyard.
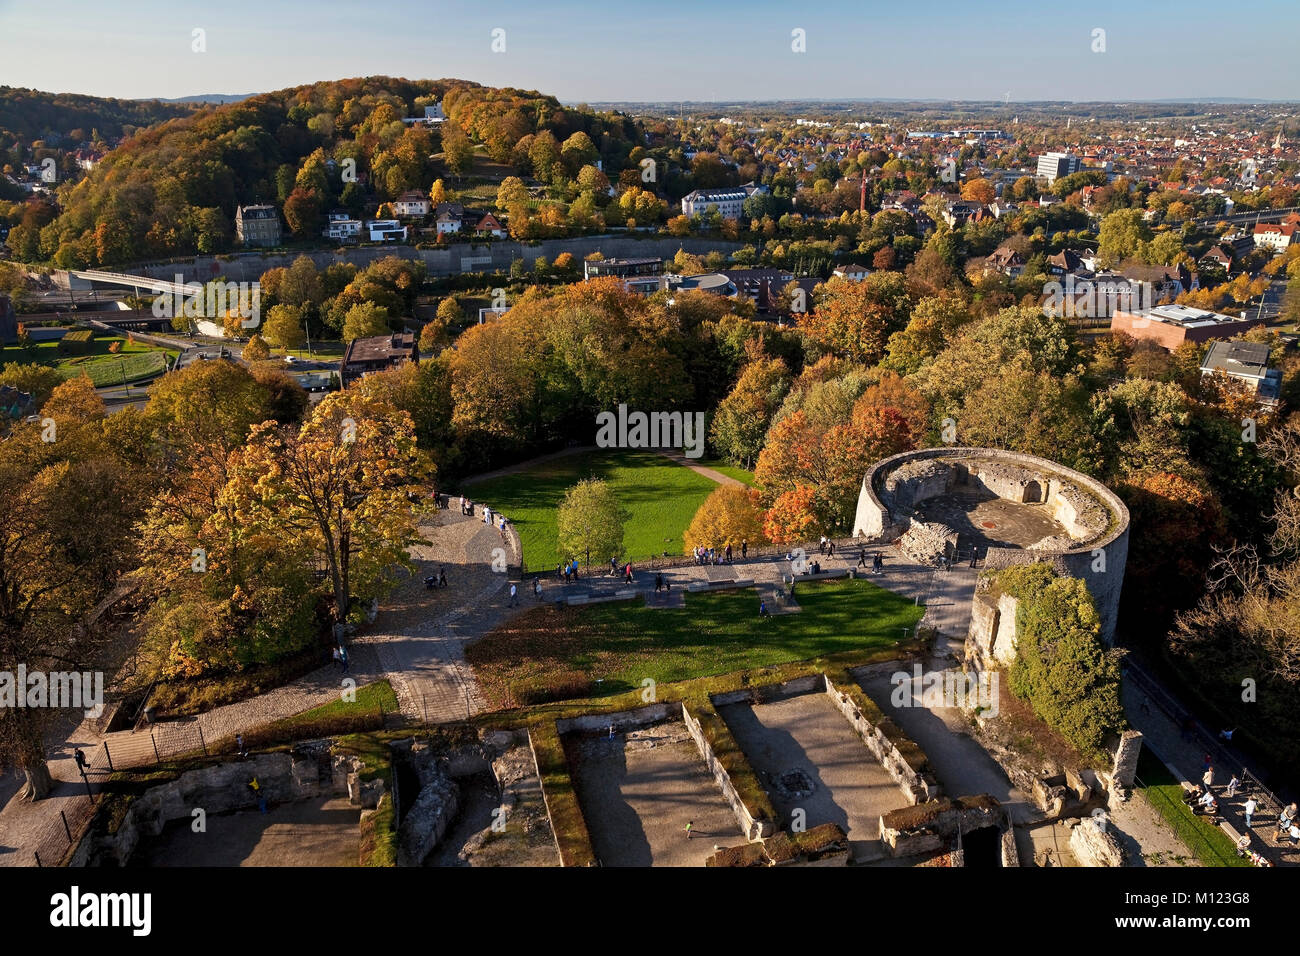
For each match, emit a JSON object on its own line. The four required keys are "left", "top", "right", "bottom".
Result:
{"left": 467, "top": 577, "right": 925, "bottom": 710}
{"left": 1135, "top": 749, "right": 1251, "bottom": 867}
{"left": 2, "top": 336, "right": 175, "bottom": 386}
{"left": 463, "top": 449, "right": 719, "bottom": 570}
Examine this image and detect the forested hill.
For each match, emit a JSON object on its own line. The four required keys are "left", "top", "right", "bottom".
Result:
{"left": 20, "top": 76, "right": 644, "bottom": 268}
{"left": 0, "top": 86, "right": 198, "bottom": 143}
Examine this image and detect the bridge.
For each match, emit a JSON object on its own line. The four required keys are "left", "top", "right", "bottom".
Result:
{"left": 63, "top": 269, "right": 193, "bottom": 296}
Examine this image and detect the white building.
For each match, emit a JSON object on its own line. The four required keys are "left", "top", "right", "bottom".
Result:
{"left": 1036, "top": 152, "right": 1082, "bottom": 185}
{"left": 680, "top": 183, "right": 767, "bottom": 220}
{"left": 365, "top": 219, "right": 407, "bottom": 242}
{"left": 324, "top": 211, "right": 362, "bottom": 241}
{"left": 1253, "top": 223, "right": 1296, "bottom": 253}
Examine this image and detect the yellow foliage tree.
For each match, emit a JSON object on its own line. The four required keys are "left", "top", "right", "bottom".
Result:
{"left": 683, "top": 485, "right": 768, "bottom": 551}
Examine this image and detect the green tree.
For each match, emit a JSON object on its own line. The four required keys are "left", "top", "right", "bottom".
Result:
{"left": 342, "top": 301, "right": 392, "bottom": 343}
{"left": 557, "top": 478, "right": 628, "bottom": 566}
{"left": 263, "top": 304, "right": 307, "bottom": 351}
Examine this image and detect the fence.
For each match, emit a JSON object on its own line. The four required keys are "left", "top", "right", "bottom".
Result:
{"left": 1133, "top": 770, "right": 1244, "bottom": 867}
{"left": 24, "top": 720, "right": 210, "bottom": 867}
{"left": 520, "top": 530, "right": 911, "bottom": 579}
{"left": 1124, "top": 659, "right": 1286, "bottom": 813}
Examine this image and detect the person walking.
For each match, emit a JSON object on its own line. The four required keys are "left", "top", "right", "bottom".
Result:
{"left": 236, "top": 734, "right": 247, "bottom": 759}
{"left": 857, "top": 547, "right": 868, "bottom": 568}
{"left": 873, "top": 551, "right": 883, "bottom": 575}
{"left": 534, "top": 578, "right": 542, "bottom": 601}
{"left": 1274, "top": 802, "right": 1296, "bottom": 840}
{"left": 819, "top": 535, "right": 827, "bottom": 555}
{"left": 725, "top": 543, "right": 732, "bottom": 563}
{"left": 332, "top": 646, "right": 342, "bottom": 670}
{"left": 439, "top": 567, "right": 447, "bottom": 588}
{"left": 654, "top": 572, "right": 664, "bottom": 593}
{"left": 1225, "top": 774, "right": 1241, "bottom": 798}
{"left": 339, "top": 645, "right": 349, "bottom": 673}
{"left": 509, "top": 583, "right": 519, "bottom": 607}
{"left": 685, "top": 820, "right": 693, "bottom": 840}
{"left": 624, "top": 562, "right": 633, "bottom": 584}
{"left": 1244, "top": 797, "right": 1258, "bottom": 829}
{"left": 741, "top": 539, "right": 748, "bottom": 560}
{"left": 1202, "top": 766, "right": 1214, "bottom": 791}
{"left": 827, "top": 539, "right": 835, "bottom": 558}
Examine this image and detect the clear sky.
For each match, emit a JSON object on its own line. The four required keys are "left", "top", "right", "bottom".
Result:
{"left": 2, "top": 0, "right": 1298, "bottom": 104}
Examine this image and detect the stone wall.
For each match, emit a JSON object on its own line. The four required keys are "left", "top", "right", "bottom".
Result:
{"left": 681, "top": 702, "right": 774, "bottom": 840}
{"left": 966, "top": 591, "right": 1022, "bottom": 670}
{"left": 823, "top": 676, "right": 939, "bottom": 804}
{"left": 73, "top": 747, "right": 380, "bottom": 866}
{"left": 105, "top": 235, "right": 744, "bottom": 285}
{"left": 556, "top": 702, "right": 677, "bottom": 735}
{"left": 878, "top": 795, "right": 1007, "bottom": 858}
{"left": 856, "top": 447, "right": 1129, "bottom": 644}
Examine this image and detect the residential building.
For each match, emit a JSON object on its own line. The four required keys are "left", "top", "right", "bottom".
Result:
{"left": 402, "top": 103, "right": 446, "bottom": 126}
{"left": 1036, "top": 151, "right": 1082, "bottom": 185}
{"left": 323, "top": 211, "right": 362, "bottom": 242}
{"left": 474, "top": 212, "right": 507, "bottom": 238}
{"left": 340, "top": 332, "right": 419, "bottom": 386}
{"left": 1253, "top": 222, "right": 1296, "bottom": 253}
{"left": 680, "top": 182, "right": 767, "bottom": 219}
{"left": 832, "top": 263, "right": 872, "bottom": 282}
{"left": 1110, "top": 304, "right": 1262, "bottom": 350}
{"left": 393, "top": 191, "right": 431, "bottom": 218}
{"left": 235, "top": 204, "right": 282, "bottom": 247}
{"left": 985, "top": 244, "right": 1026, "bottom": 278}
{"left": 1199, "top": 340, "right": 1281, "bottom": 403}
{"left": 365, "top": 219, "right": 407, "bottom": 242}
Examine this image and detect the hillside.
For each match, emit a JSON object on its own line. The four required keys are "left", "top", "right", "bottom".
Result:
{"left": 0, "top": 86, "right": 197, "bottom": 142}
{"left": 19, "top": 76, "right": 644, "bottom": 268}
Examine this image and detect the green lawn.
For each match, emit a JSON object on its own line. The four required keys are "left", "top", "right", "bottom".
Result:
{"left": 1135, "top": 749, "right": 1251, "bottom": 867}
{"left": 468, "top": 577, "right": 925, "bottom": 709}
{"left": 3, "top": 337, "right": 174, "bottom": 386}
{"left": 464, "top": 449, "right": 720, "bottom": 569}
{"left": 696, "top": 457, "right": 757, "bottom": 486}
{"left": 281, "top": 340, "right": 345, "bottom": 359}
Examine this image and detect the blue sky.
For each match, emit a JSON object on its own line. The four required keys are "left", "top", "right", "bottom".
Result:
{"left": 1, "top": 0, "right": 1298, "bottom": 103}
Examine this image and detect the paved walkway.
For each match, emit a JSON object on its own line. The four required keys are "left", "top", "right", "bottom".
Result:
{"left": 653, "top": 448, "right": 745, "bottom": 488}
{"left": 1122, "top": 669, "right": 1296, "bottom": 866}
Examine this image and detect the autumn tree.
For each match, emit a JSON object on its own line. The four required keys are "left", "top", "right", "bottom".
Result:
{"left": 709, "top": 356, "right": 790, "bottom": 469}
{"left": 242, "top": 333, "right": 271, "bottom": 362}
{"left": 263, "top": 304, "right": 307, "bottom": 351}
{"left": 0, "top": 382, "right": 137, "bottom": 798}
{"left": 798, "top": 273, "right": 911, "bottom": 365}
{"left": 684, "top": 485, "right": 768, "bottom": 551}
{"left": 238, "top": 391, "right": 433, "bottom": 629}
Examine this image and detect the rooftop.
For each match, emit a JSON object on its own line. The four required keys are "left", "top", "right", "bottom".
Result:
{"left": 1200, "top": 340, "right": 1270, "bottom": 378}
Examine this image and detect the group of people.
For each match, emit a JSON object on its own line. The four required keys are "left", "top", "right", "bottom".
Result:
{"left": 424, "top": 566, "right": 448, "bottom": 589}
{"left": 559, "top": 558, "right": 581, "bottom": 583}
{"left": 1185, "top": 758, "right": 1300, "bottom": 864}
{"left": 607, "top": 558, "right": 634, "bottom": 582}
{"left": 458, "top": 495, "right": 475, "bottom": 517}
{"left": 855, "top": 548, "right": 886, "bottom": 574}
{"left": 817, "top": 536, "right": 836, "bottom": 558}
{"left": 330, "top": 644, "right": 350, "bottom": 672}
